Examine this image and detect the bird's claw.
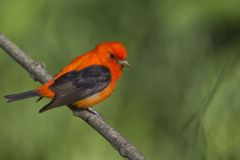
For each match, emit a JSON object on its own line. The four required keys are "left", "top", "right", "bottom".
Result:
{"left": 87, "top": 108, "right": 104, "bottom": 120}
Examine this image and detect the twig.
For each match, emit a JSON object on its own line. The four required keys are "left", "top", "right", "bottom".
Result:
{"left": 0, "top": 33, "right": 144, "bottom": 160}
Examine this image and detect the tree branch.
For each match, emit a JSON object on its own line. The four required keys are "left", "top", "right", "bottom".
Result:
{"left": 0, "top": 33, "right": 144, "bottom": 160}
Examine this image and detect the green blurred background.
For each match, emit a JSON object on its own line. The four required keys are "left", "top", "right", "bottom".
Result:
{"left": 1, "top": 0, "right": 240, "bottom": 159}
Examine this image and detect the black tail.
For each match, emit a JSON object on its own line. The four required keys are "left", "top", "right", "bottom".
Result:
{"left": 4, "top": 90, "right": 39, "bottom": 103}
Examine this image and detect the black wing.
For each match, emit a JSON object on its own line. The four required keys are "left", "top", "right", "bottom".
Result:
{"left": 39, "top": 65, "right": 111, "bottom": 113}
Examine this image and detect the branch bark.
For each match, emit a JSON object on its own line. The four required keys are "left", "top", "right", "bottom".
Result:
{"left": 0, "top": 33, "right": 144, "bottom": 160}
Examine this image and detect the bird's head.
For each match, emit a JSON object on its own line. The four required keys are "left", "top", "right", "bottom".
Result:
{"left": 94, "top": 42, "right": 129, "bottom": 68}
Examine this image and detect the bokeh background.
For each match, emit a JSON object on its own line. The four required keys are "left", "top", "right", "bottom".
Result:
{"left": 1, "top": 0, "right": 240, "bottom": 160}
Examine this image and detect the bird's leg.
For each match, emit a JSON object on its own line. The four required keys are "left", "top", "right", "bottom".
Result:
{"left": 70, "top": 105, "right": 104, "bottom": 120}
{"left": 87, "top": 107, "right": 104, "bottom": 120}
{"left": 36, "top": 96, "right": 43, "bottom": 102}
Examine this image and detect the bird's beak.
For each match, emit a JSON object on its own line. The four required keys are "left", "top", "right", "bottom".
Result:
{"left": 118, "top": 60, "right": 130, "bottom": 67}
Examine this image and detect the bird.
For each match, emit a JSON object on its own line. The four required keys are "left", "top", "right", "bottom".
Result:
{"left": 4, "top": 42, "right": 129, "bottom": 113}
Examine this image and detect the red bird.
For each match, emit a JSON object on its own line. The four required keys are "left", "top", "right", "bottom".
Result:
{"left": 4, "top": 42, "right": 129, "bottom": 113}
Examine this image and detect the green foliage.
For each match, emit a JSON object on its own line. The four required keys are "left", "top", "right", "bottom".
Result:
{"left": 0, "top": 0, "right": 240, "bottom": 159}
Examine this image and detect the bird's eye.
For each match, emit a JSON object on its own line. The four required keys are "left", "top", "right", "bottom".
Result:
{"left": 110, "top": 53, "right": 116, "bottom": 60}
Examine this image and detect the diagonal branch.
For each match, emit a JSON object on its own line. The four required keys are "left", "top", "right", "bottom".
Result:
{"left": 0, "top": 33, "right": 144, "bottom": 160}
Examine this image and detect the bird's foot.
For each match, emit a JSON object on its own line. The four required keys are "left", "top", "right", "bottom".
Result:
{"left": 87, "top": 108, "right": 104, "bottom": 120}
